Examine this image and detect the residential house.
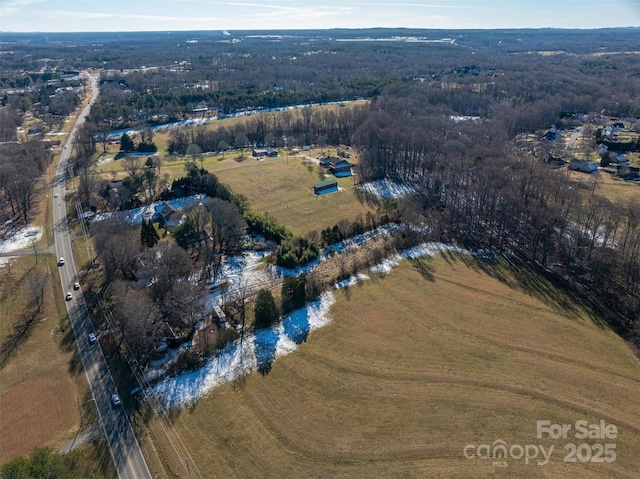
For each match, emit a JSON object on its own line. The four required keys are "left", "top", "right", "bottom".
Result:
{"left": 569, "top": 159, "right": 599, "bottom": 174}
{"left": 541, "top": 125, "right": 559, "bottom": 141}
{"left": 154, "top": 201, "right": 182, "bottom": 226}
{"left": 318, "top": 156, "right": 332, "bottom": 168}
{"left": 330, "top": 158, "right": 352, "bottom": 177}
{"left": 595, "top": 143, "right": 608, "bottom": 157}
{"left": 614, "top": 154, "right": 631, "bottom": 165}
{"left": 252, "top": 148, "right": 278, "bottom": 158}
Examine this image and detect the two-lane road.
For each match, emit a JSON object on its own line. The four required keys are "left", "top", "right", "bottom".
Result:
{"left": 54, "top": 73, "right": 151, "bottom": 479}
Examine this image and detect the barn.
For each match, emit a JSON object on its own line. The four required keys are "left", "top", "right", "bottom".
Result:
{"left": 314, "top": 179, "right": 338, "bottom": 195}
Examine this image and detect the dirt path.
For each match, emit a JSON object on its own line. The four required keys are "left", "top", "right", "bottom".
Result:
{"left": 59, "top": 424, "right": 103, "bottom": 454}
{"left": 0, "top": 245, "right": 55, "bottom": 258}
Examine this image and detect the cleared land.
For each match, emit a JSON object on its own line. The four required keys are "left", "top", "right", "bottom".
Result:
{"left": 211, "top": 154, "right": 374, "bottom": 236}
{"left": 569, "top": 170, "right": 640, "bottom": 204}
{"left": 149, "top": 255, "right": 640, "bottom": 478}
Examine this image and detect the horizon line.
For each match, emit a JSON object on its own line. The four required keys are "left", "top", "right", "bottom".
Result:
{"left": 2, "top": 25, "right": 639, "bottom": 35}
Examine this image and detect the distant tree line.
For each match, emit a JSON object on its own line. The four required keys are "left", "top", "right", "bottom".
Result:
{"left": 165, "top": 104, "right": 368, "bottom": 155}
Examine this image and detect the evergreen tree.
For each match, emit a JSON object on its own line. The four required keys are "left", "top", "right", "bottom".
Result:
{"left": 120, "top": 132, "right": 135, "bottom": 152}
{"left": 281, "top": 274, "right": 307, "bottom": 315}
{"left": 141, "top": 219, "right": 159, "bottom": 248}
{"left": 253, "top": 289, "right": 279, "bottom": 329}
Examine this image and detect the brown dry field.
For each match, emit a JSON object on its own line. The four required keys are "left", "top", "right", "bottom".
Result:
{"left": 0, "top": 255, "right": 83, "bottom": 463}
{"left": 150, "top": 255, "right": 640, "bottom": 479}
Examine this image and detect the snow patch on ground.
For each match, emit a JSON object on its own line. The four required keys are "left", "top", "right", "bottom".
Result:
{"left": 208, "top": 250, "right": 274, "bottom": 308}
{"left": 370, "top": 257, "right": 400, "bottom": 275}
{"left": 333, "top": 273, "right": 370, "bottom": 289}
{"left": 401, "top": 242, "right": 469, "bottom": 260}
{"left": 358, "top": 179, "right": 416, "bottom": 199}
{"left": 332, "top": 242, "right": 468, "bottom": 288}
{"left": 0, "top": 226, "right": 43, "bottom": 254}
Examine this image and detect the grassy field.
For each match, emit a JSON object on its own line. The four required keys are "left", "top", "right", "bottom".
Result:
{"left": 568, "top": 169, "right": 640, "bottom": 203}
{"left": 210, "top": 153, "right": 374, "bottom": 236}
{"left": 148, "top": 254, "right": 640, "bottom": 478}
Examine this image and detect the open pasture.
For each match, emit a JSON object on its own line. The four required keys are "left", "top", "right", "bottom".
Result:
{"left": 151, "top": 255, "right": 640, "bottom": 478}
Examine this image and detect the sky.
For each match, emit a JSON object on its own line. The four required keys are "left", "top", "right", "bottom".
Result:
{"left": 0, "top": 0, "right": 639, "bottom": 33}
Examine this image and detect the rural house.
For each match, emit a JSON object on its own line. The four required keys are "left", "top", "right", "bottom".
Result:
{"left": 318, "top": 156, "right": 332, "bottom": 168}
{"left": 330, "top": 158, "right": 353, "bottom": 177}
{"left": 252, "top": 148, "right": 278, "bottom": 158}
{"left": 154, "top": 201, "right": 183, "bottom": 226}
{"left": 569, "top": 159, "right": 599, "bottom": 174}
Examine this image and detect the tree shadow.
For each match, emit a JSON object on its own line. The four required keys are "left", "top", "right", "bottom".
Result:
{"left": 452, "top": 253, "right": 603, "bottom": 325}
{"left": 353, "top": 185, "right": 383, "bottom": 209}
{"left": 254, "top": 328, "right": 278, "bottom": 375}
{"left": 59, "top": 314, "right": 77, "bottom": 353}
{"left": 92, "top": 437, "right": 118, "bottom": 478}
{"left": 411, "top": 257, "right": 436, "bottom": 282}
{"left": 0, "top": 314, "right": 36, "bottom": 369}
{"left": 282, "top": 308, "right": 310, "bottom": 345}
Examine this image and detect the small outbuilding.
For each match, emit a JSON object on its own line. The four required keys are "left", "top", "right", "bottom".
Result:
{"left": 314, "top": 179, "right": 338, "bottom": 195}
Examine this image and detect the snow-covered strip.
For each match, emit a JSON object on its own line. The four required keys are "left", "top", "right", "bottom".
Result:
{"left": 450, "top": 115, "right": 480, "bottom": 122}
{"left": 151, "top": 292, "right": 335, "bottom": 409}
{"left": 370, "top": 257, "right": 400, "bottom": 275}
{"left": 337, "top": 242, "right": 469, "bottom": 285}
{"left": 400, "top": 242, "right": 469, "bottom": 260}
{"left": 358, "top": 179, "right": 417, "bottom": 199}
{"left": 0, "top": 225, "right": 43, "bottom": 254}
